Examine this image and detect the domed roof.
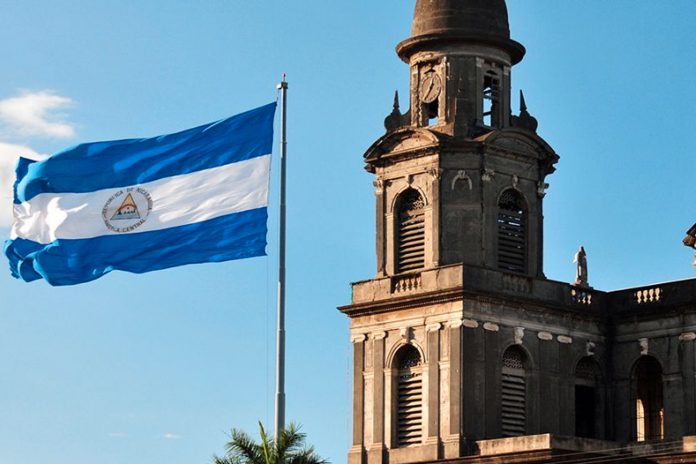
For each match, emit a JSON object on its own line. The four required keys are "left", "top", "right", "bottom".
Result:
{"left": 397, "top": 0, "right": 525, "bottom": 64}
{"left": 412, "top": 0, "right": 511, "bottom": 39}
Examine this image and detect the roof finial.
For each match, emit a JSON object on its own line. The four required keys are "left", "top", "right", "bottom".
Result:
{"left": 510, "top": 89, "right": 538, "bottom": 133}
{"left": 520, "top": 90, "right": 528, "bottom": 113}
{"left": 385, "top": 90, "right": 404, "bottom": 133}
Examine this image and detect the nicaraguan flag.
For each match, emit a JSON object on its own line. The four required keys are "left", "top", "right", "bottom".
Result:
{"left": 4, "top": 102, "right": 276, "bottom": 286}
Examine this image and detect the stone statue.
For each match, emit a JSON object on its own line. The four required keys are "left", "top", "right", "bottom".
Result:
{"left": 573, "top": 246, "right": 589, "bottom": 287}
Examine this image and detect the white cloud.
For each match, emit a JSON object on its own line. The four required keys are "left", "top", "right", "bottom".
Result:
{"left": 0, "top": 142, "right": 46, "bottom": 228}
{"left": 162, "top": 432, "right": 182, "bottom": 440}
{"left": 0, "top": 91, "right": 76, "bottom": 139}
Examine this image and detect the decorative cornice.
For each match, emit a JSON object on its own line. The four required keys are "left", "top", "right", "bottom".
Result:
{"left": 426, "top": 322, "right": 442, "bottom": 333}
{"left": 339, "top": 287, "right": 463, "bottom": 318}
{"left": 351, "top": 334, "right": 367, "bottom": 343}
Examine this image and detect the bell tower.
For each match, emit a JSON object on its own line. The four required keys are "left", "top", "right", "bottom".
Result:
{"left": 341, "top": 2, "right": 567, "bottom": 464}
{"left": 396, "top": 0, "right": 524, "bottom": 133}
{"left": 372, "top": 0, "right": 557, "bottom": 281}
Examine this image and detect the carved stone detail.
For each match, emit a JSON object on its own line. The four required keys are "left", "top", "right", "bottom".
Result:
{"left": 482, "top": 168, "right": 496, "bottom": 182}
{"left": 586, "top": 341, "right": 596, "bottom": 356}
{"left": 373, "top": 178, "right": 385, "bottom": 195}
{"left": 557, "top": 335, "right": 573, "bottom": 344}
{"left": 351, "top": 334, "right": 367, "bottom": 343}
{"left": 426, "top": 323, "right": 442, "bottom": 333}
{"left": 538, "top": 331, "right": 553, "bottom": 341}
{"left": 462, "top": 319, "right": 479, "bottom": 329}
{"left": 514, "top": 327, "right": 525, "bottom": 345}
{"left": 429, "top": 167, "right": 443, "bottom": 181}
{"left": 451, "top": 170, "right": 473, "bottom": 191}
{"left": 639, "top": 338, "right": 649, "bottom": 355}
{"left": 680, "top": 332, "right": 696, "bottom": 342}
{"left": 483, "top": 322, "right": 500, "bottom": 332}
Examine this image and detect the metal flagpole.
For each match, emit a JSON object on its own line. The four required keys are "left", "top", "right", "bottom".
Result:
{"left": 274, "top": 75, "right": 288, "bottom": 440}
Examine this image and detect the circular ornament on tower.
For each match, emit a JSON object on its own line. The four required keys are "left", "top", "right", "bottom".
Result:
{"left": 419, "top": 71, "right": 442, "bottom": 104}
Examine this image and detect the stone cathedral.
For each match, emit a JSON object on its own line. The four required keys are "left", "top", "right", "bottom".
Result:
{"left": 339, "top": 1, "right": 696, "bottom": 463}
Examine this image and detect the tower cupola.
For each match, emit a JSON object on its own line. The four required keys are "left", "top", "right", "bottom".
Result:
{"left": 397, "top": 0, "right": 525, "bottom": 64}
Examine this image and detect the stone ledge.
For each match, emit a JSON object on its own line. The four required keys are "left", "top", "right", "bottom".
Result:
{"left": 474, "top": 434, "right": 621, "bottom": 456}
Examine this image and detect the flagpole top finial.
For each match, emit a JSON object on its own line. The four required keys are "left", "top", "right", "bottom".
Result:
{"left": 277, "top": 73, "right": 288, "bottom": 90}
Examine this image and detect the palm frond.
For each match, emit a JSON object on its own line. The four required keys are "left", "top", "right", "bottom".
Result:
{"left": 225, "top": 428, "right": 264, "bottom": 463}
{"left": 258, "top": 421, "right": 274, "bottom": 464}
{"left": 212, "top": 455, "right": 235, "bottom": 464}
{"left": 277, "top": 422, "right": 307, "bottom": 457}
{"left": 286, "top": 447, "right": 329, "bottom": 464}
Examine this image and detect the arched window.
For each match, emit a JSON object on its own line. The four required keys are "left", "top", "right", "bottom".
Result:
{"left": 632, "top": 356, "right": 664, "bottom": 441}
{"left": 497, "top": 189, "right": 526, "bottom": 273}
{"left": 575, "top": 357, "right": 601, "bottom": 438}
{"left": 396, "top": 189, "right": 426, "bottom": 273}
{"left": 501, "top": 346, "right": 527, "bottom": 437}
{"left": 394, "top": 344, "right": 423, "bottom": 447}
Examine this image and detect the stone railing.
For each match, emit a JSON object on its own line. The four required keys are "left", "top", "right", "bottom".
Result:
{"left": 571, "top": 287, "right": 593, "bottom": 306}
{"left": 635, "top": 286, "right": 663, "bottom": 304}
{"left": 608, "top": 279, "right": 696, "bottom": 313}
{"left": 391, "top": 273, "right": 421, "bottom": 293}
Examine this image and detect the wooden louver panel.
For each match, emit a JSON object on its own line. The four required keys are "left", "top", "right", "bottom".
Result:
{"left": 397, "top": 190, "right": 426, "bottom": 273}
{"left": 501, "top": 373, "right": 526, "bottom": 437}
{"left": 502, "top": 347, "right": 526, "bottom": 437}
{"left": 397, "top": 371, "right": 423, "bottom": 446}
{"left": 497, "top": 190, "right": 526, "bottom": 273}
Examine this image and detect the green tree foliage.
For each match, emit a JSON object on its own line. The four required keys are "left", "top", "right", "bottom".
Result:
{"left": 213, "top": 422, "right": 328, "bottom": 464}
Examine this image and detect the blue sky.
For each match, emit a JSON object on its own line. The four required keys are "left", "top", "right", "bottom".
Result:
{"left": 0, "top": 1, "right": 695, "bottom": 463}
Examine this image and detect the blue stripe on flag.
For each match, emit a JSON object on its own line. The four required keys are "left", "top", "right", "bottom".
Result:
{"left": 15, "top": 102, "right": 276, "bottom": 203}
{"left": 4, "top": 208, "right": 268, "bottom": 286}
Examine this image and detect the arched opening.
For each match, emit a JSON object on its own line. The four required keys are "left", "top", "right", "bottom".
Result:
{"left": 497, "top": 189, "right": 527, "bottom": 273}
{"left": 501, "top": 346, "right": 527, "bottom": 437}
{"left": 394, "top": 344, "right": 423, "bottom": 447}
{"left": 395, "top": 189, "right": 426, "bottom": 273}
{"left": 575, "top": 357, "right": 601, "bottom": 439}
{"left": 483, "top": 70, "right": 501, "bottom": 127}
{"left": 632, "top": 356, "right": 664, "bottom": 442}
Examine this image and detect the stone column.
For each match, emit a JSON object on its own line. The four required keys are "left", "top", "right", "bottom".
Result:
{"left": 614, "top": 379, "right": 631, "bottom": 442}
{"left": 426, "top": 323, "right": 441, "bottom": 441}
{"left": 681, "top": 335, "right": 696, "bottom": 436}
{"left": 444, "top": 320, "right": 462, "bottom": 458}
{"left": 664, "top": 372, "right": 684, "bottom": 440}
{"left": 430, "top": 168, "right": 441, "bottom": 267}
{"left": 374, "top": 179, "right": 386, "bottom": 277}
{"left": 349, "top": 334, "right": 367, "bottom": 464}
{"left": 483, "top": 323, "right": 501, "bottom": 437}
{"left": 368, "top": 332, "right": 386, "bottom": 464}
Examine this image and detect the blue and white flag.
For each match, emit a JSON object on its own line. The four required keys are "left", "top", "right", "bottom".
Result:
{"left": 4, "top": 102, "right": 276, "bottom": 286}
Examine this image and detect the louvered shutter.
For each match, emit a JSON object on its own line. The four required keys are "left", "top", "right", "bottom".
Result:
{"left": 397, "top": 190, "right": 426, "bottom": 273}
{"left": 395, "top": 345, "right": 423, "bottom": 447}
{"left": 497, "top": 190, "right": 526, "bottom": 273}
{"left": 502, "top": 348, "right": 526, "bottom": 437}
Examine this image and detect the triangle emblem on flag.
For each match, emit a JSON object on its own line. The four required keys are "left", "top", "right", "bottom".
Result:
{"left": 111, "top": 193, "right": 141, "bottom": 221}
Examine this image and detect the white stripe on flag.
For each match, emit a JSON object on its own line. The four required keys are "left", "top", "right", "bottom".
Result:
{"left": 12, "top": 155, "right": 270, "bottom": 244}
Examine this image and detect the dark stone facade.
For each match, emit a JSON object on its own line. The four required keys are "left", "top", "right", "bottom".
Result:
{"left": 339, "top": 1, "right": 696, "bottom": 463}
